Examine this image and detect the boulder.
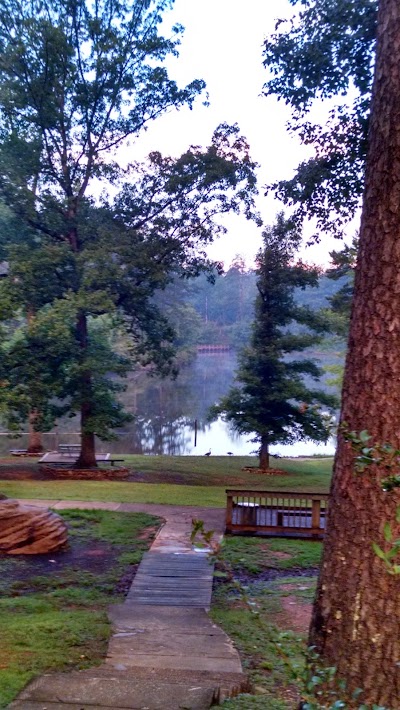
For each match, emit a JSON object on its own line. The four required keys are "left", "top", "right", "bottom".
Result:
{"left": 0, "top": 496, "right": 68, "bottom": 554}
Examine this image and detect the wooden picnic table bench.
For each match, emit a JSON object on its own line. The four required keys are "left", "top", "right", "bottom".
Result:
{"left": 225, "top": 489, "right": 329, "bottom": 539}
{"left": 58, "top": 444, "right": 81, "bottom": 453}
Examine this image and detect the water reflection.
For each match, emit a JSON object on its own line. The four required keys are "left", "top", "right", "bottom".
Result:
{"left": 0, "top": 352, "right": 336, "bottom": 456}
{"left": 107, "top": 352, "right": 336, "bottom": 457}
{"left": 113, "top": 352, "right": 240, "bottom": 455}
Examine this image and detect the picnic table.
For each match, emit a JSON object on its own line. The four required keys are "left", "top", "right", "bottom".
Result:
{"left": 58, "top": 443, "right": 81, "bottom": 454}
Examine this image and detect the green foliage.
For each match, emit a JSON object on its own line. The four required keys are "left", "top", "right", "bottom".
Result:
{"left": 0, "top": 308, "right": 133, "bottom": 437}
{"left": 371, "top": 510, "right": 400, "bottom": 576}
{"left": 263, "top": 0, "right": 377, "bottom": 236}
{"left": 181, "top": 258, "right": 258, "bottom": 348}
{"left": 0, "top": 0, "right": 259, "bottom": 451}
{"left": 295, "top": 648, "right": 382, "bottom": 709}
{"left": 212, "top": 214, "right": 337, "bottom": 466}
{"left": 183, "top": 257, "right": 350, "bottom": 351}
{"left": 325, "top": 238, "right": 358, "bottom": 340}
{"left": 342, "top": 426, "right": 400, "bottom": 482}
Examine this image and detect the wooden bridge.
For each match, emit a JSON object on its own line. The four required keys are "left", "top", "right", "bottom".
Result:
{"left": 197, "top": 344, "right": 231, "bottom": 353}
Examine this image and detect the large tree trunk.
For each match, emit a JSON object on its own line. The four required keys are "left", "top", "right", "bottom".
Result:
{"left": 259, "top": 437, "right": 269, "bottom": 470}
{"left": 309, "top": 1, "right": 400, "bottom": 705}
{"left": 27, "top": 409, "right": 44, "bottom": 454}
{"left": 76, "top": 407, "right": 97, "bottom": 468}
{"left": 75, "top": 311, "right": 97, "bottom": 468}
{"left": 26, "top": 307, "right": 44, "bottom": 454}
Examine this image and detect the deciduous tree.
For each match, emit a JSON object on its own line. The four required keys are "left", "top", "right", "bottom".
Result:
{"left": 263, "top": 0, "right": 377, "bottom": 236}
{"left": 0, "top": 0, "right": 258, "bottom": 466}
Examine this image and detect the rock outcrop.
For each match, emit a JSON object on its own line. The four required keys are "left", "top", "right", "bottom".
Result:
{"left": 0, "top": 496, "right": 68, "bottom": 554}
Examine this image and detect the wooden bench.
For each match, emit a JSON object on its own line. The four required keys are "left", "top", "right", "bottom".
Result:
{"left": 225, "top": 489, "right": 329, "bottom": 539}
{"left": 10, "top": 449, "right": 29, "bottom": 456}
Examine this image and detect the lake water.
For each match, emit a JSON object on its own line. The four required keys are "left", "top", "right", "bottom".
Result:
{"left": 1, "top": 351, "right": 337, "bottom": 457}
{"left": 101, "top": 351, "right": 337, "bottom": 457}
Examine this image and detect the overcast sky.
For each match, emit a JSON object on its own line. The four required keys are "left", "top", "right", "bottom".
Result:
{"left": 129, "top": 0, "right": 355, "bottom": 269}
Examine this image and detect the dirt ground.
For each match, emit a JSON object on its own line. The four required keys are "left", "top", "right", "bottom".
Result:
{"left": 0, "top": 537, "right": 144, "bottom": 597}
{"left": 279, "top": 594, "right": 312, "bottom": 634}
{"left": 0, "top": 460, "right": 192, "bottom": 485}
{"left": 0, "top": 460, "right": 143, "bottom": 480}
{"left": 214, "top": 565, "right": 317, "bottom": 635}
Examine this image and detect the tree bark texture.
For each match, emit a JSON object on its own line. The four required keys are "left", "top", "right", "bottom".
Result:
{"left": 76, "top": 399, "right": 97, "bottom": 468}
{"left": 309, "top": 1, "right": 400, "bottom": 706}
{"left": 259, "top": 438, "right": 269, "bottom": 470}
{"left": 26, "top": 308, "right": 43, "bottom": 453}
{"left": 27, "top": 409, "right": 43, "bottom": 454}
{"left": 75, "top": 311, "right": 97, "bottom": 468}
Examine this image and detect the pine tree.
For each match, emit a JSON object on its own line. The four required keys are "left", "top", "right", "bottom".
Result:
{"left": 212, "top": 214, "right": 336, "bottom": 470}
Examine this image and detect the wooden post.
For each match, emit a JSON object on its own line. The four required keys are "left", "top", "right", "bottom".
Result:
{"left": 312, "top": 498, "right": 321, "bottom": 531}
{"left": 226, "top": 491, "right": 233, "bottom": 533}
{"left": 242, "top": 504, "right": 258, "bottom": 527}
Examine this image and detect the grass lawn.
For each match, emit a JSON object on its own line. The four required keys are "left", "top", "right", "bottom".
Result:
{"left": 0, "top": 456, "right": 333, "bottom": 706}
{"left": 0, "top": 480, "right": 228, "bottom": 507}
{"left": 0, "top": 509, "right": 161, "bottom": 708}
{"left": 0, "top": 455, "right": 333, "bottom": 508}
{"left": 211, "top": 536, "right": 323, "bottom": 709}
{"left": 112, "top": 454, "right": 333, "bottom": 491}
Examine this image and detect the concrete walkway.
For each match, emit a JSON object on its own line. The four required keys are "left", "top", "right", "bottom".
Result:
{"left": 10, "top": 500, "right": 249, "bottom": 710}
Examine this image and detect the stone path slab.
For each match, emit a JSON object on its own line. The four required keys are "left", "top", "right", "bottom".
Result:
{"left": 11, "top": 670, "right": 217, "bottom": 709}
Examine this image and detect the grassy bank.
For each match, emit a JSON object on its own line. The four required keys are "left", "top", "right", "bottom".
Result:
{"left": 0, "top": 509, "right": 161, "bottom": 707}
{"left": 211, "top": 536, "right": 323, "bottom": 709}
{"left": 0, "top": 455, "right": 333, "bottom": 507}
{"left": 0, "top": 480, "right": 228, "bottom": 507}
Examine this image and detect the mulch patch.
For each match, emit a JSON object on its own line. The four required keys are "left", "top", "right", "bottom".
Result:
{"left": 0, "top": 461, "right": 290, "bottom": 485}
{"left": 0, "top": 461, "right": 45, "bottom": 479}
{"left": 214, "top": 564, "right": 319, "bottom": 587}
{"left": 241, "top": 467, "right": 288, "bottom": 475}
{"left": 0, "top": 461, "right": 188, "bottom": 484}
{"left": 0, "top": 538, "right": 138, "bottom": 597}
